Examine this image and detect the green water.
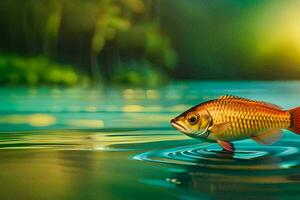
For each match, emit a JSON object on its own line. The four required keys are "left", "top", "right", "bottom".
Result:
{"left": 1, "top": 81, "right": 300, "bottom": 200}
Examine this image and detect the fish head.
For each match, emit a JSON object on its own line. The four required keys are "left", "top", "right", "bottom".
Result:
{"left": 170, "top": 107, "right": 212, "bottom": 138}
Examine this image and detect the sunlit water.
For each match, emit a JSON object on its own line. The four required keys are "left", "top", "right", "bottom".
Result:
{"left": 1, "top": 81, "right": 300, "bottom": 200}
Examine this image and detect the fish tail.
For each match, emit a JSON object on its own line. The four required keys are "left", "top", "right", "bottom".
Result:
{"left": 288, "top": 107, "right": 300, "bottom": 135}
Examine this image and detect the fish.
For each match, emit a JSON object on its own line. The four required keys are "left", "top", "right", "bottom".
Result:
{"left": 170, "top": 95, "right": 300, "bottom": 152}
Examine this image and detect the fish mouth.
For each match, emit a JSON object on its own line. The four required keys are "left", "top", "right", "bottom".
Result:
{"left": 170, "top": 119, "right": 188, "bottom": 133}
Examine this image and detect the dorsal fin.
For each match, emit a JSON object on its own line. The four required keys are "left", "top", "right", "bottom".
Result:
{"left": 218, "top": 95, "right": 282, "bottom": 110}
{"left": 218, "top": 95, "right": 241, "bottom": 100}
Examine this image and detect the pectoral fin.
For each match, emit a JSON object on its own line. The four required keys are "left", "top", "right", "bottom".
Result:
{"left": 210, "top": 122, "right": 231, "bottom": 134}
{"left": 217, "top": 140, "right": 235, "bottom": 152}
{"left": 251, "top": 129, "right": 283, "bottom": 145}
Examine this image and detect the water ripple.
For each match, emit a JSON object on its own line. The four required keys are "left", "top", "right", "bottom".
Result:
{"left": 134, "top": 140, "right": 300, "bottom": 170}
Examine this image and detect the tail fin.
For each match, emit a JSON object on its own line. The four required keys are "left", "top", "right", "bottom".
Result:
{"left": 288, "top": 107, "right": 300, "bottom": 135}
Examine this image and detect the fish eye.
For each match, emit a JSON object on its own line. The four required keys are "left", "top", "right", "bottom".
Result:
{"left": 188, "top": 114, "right": 199, "bottom": 125}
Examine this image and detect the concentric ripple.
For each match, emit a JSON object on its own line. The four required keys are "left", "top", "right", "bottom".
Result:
{"left": 134, "top": 140, "right": 300, "bottom": 170}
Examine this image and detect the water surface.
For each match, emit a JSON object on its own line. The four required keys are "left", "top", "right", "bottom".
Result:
{"left": 1, "top": 81, "right": 300, "bottom": 200}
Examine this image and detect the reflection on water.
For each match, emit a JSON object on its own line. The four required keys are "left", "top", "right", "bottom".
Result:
{"left": 134, "top": 136, "right": 300, "bottom": 199}
{"left": 0, "top": 114, "right": 56, "bottom": 127}
{"left": 65, "top": 119, "right": 104, "bottom": 128}
{"left": 1, "top": 81, "right": 300, "bottom": 199}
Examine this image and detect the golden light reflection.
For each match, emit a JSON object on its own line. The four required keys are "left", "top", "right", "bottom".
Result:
{"left": 65, "top": 119, "right": 104, "bottom": 128}
{"left": 0, "top": 114, "right": 56, "bottom": 127}
{"left": 146, "top": 89, "right": 160, "bottom": 99}
{"left": 122, "top": 105, "right": 144, "bottom": 112}
{"left": 105, "top": 105, "right": 119, "bottom": 112}
{"left": 145, "top": 106, "right": 162, "bottom": 112}
{"left": 123, "top": 89, "right": 145, "bottom": 100}
{"left": 0, "top": 115, "right": 26, "bottom": 124}
{"left": 88, "top": 130, "right": 186, "bottom": 147}
{"left": 123, "top": 89, "right": 134, "bottom": 94}
{"left": 131, "top": 114, "right": 171, "bottom": 122}
{"left": 169, "top": 104, "right": 191, "bottom": 112}
{"left": 27, "top": 114, "right": 56, "bottom": 127}
{"left": 84, "top": 106, "right": 97, "bottom": 112}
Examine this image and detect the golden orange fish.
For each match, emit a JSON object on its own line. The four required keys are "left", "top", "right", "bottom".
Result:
{"left": 170, "top": 95, "right": 300, "bottom": 152}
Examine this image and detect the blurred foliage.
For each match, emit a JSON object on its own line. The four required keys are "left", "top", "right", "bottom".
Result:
{"left": 158, "top": 0, "right": 300, "bottom": 80}
{"left": 0, "top": 0, "right": 177, "bottom": 86}
{"left": 1, "top": 0, "right": 300, "bottom": 84}
{"left": 111, "top": 59, "right": 167, "bottom": 86}
{"left": 117, "top": 23, "right": 177, "bottom": 70}
{"left": 0, "top": 55, "right": 89, "bottom": 86}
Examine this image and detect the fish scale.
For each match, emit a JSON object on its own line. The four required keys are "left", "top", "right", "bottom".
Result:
{"left": 203, "top": 98, "right": 291, "bottom": 141}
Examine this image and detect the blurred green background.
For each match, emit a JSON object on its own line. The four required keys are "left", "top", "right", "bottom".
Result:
{"left": 1, "top": 0, "right": 300, "bottom": 87}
